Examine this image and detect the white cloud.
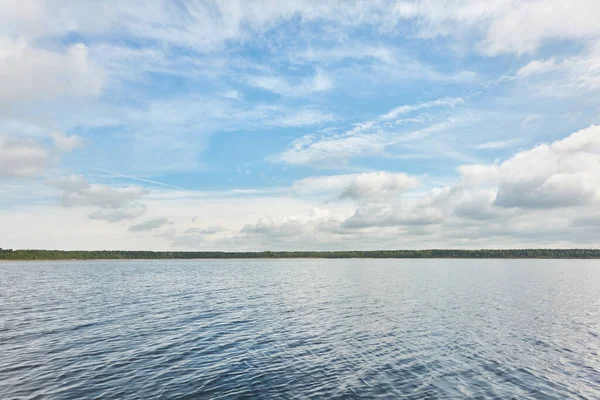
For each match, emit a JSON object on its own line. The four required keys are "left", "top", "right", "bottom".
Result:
{"left": 272, "top": 109, "right": 337, "bottom": 127}
{"left": 457, "top": 164, "right": 501, "bottom": 186}
{"left": 272, "top": 97, "right": 466, "bottom": 166}
{"left": 292, "top": 44, "right": 397, "bottom": 64}
{"left": 479, "top": 0, "right": 600, "bottom": 56}
{"left": 4, "top": 122, "right": 600, "bottom": 251}
{"left": 342, "top": 203, "right": 443, "bottom": 229}
{"left": 51, "top": 132, "right": 84, "bottom": 153}
{"left": 489, "top": 125, "right": 600, "bottom": 208}
{"left": 0, "top": 37, "right": 104, "bottom": 106}
{"left": 381, "top": 97, "right": 464, "bottom": 120}
{"left": 247, "top": 68, "right": 333, "bottom": 97}
{"left": 0, "top": 0, "right": 57, "bottom": 39}
{"left": 0, "top": 205, "right": 169, "bottom": 251}
{"left": 0, "top": 136, "right": 48, "bottom": 178}
{"left": 521, "top": 114, "right": 542, "bottom": 127}
{"left": 241, "top": 216, "right": 313, "bottom": 238}
{"left": 129, "top": 217, "right": 169, "bottom": 232}
{"left": 515, "top": 39, "right": 600, "bottom": 95}
{"left": 452, "top": 127, "right": 600, "bottom": 211}
{"left": 0, "top": 133, "right": 82, "bottom": 179}
{"left": 220, "top": 89, "right": 242, "bottom": 100}
{"left": 517, "top": 59, "right": 559, "bottom": 77}
{"left": 449, "top": 126, "right": 600, "bottom": 216}
{"left": 452, "top": 190, "right": 503, "bottom": 221}
{"left": 293, "top": 172, "right": 420, "bottom": 200}
{"left": 274, "top": 130, "right": 386, "bottom": 166}
{"left": 88, "top": 206, "right": 147, "bottom": 223}
{"left": 3, "top": 1, "right": 598, "bottom": 58}
{"left": 392, "top": 0, "right": 600, "bottom": 56}
{"left": 49, "top": 175, "right": 148, "bottom": 209}
{"left": 229, "top": 125, "right": 600, "bottom": 247}
{"left": 80, "top": 97, "right": 340, "bottom": 175}
{"left": 0, "top": 2, "right": 395, "bottom": 51}
{"left": 474, "top": 139, "right": 523, "bottom": 150}
{"left": 184, "top": 226, "right": 223, "bottom": 235}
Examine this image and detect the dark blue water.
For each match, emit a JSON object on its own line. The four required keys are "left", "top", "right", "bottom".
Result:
{"left": 1, "top": 259, "right": 599, "bottom": 399}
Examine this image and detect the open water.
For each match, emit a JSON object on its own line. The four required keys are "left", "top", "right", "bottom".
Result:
{"left": 1, "top": 259, "right": 599, "bottom": 399}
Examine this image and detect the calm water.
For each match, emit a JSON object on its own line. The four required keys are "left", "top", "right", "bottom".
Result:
{"left": 1, "top": 260, "right": 600, "bottom": 399}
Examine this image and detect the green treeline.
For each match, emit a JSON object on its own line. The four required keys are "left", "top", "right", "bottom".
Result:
{"left": 1, "top": 248, "right": 600, "bottom": 260}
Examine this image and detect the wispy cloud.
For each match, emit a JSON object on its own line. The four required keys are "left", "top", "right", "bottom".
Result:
{"left": 271, "top": 97, "right": 467, "bottom": 166}
{"left": 381, "top": 97, "right": 465, "bottom": 121}
{"left": 270, "top": 109, "right": 337, "bottom": 127}
{"left": 521, "top": 114, "right": 543, "bottom": 127}
{"left": 247, "top": 68, "right": 333, "bottom": 97}
{"left": 474, "top": 139, "right": 523, "bottom": 150}
{"left": 290, "top": 43, "right": 398, "bottom": 64}
{"left": 88, "top": 168, "right": 185, "bottom": 191}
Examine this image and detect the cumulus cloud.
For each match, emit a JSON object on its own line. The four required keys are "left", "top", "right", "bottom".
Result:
{"left": 51, "top": 132, "right": 84, "bottom": 153}
{"left": 49, "top": 175, "right": 148, "bottom": 209}
{"left": 0, "top": 136, "right": 48, "bottom": 178}
{"left": 485, "top": 125, "right": 600, "bottom": 208}
{"left": 339, "top": 125, "right": 600, "bottom": 232}
{"left": 231, "top": 213, "right": 365, "bottom": 249}
{"left": 8, "top": 121, "right": 599, "bottom": 250}
{"left": 0, "top": 37, "right": 104, "bottom": 106}
{"left": 241, "top": 217, "right": 312, "bottom": 238}
{"left": 168, "top": 225, "right": 226, "bottom": 247}
{"left": 452, "top": 190, "right": 504, "bottom": 221}
{"left": 457, "top": 164, "right": 501, "bottom": 186}
{"left": 293, "top": 172, "right": 419, "bottom": 200}
{"left": 154, "top": 124, "right": 600, "bottom": 250}
{"left": 230, "top": 125, "right": 600, "bottom": 247}
{"left": 342, "top": 204, "right": 443, "bottom": 229}
{"left": 0, "top": 133, "right": 83, "bottom": 179}
{"left": 338, "top": 125, "right": 600, "bottom": 228}
{"left": 129, "top": 217, "right": 169, "bottom": 232}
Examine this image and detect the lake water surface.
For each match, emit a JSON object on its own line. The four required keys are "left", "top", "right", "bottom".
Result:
{"left": 1, "top": 259, "right": 599, "bottom": 399}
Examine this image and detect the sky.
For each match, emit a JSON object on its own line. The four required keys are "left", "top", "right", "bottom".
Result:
{"left": 1, "top": 0, "right": 600, "bottom": 251}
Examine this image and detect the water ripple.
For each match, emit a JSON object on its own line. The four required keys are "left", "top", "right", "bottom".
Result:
{"left": 1, "top": 259, "right": 600, "bottom": 399}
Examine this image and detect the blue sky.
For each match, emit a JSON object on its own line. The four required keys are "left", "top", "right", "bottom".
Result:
{"left": 1, "top": 0, "right": 600, "bottom": 250}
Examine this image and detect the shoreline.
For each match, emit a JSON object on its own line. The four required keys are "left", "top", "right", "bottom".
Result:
{"left": 3, "top": 249, "right": 600, "bottom": 261}
{"left": 2, "top": 257, "right": 600, "bottom": 262}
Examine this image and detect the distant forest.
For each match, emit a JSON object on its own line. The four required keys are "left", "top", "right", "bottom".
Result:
{"left": 2, "top": 248, "right": 600, "bottom": 260}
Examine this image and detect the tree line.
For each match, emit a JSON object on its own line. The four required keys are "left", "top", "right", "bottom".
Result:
{"left": 2, "top": 248, "right": 600, "bottom": 260}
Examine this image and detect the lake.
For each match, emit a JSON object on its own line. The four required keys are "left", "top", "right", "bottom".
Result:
{"left": 1, "top": 259, "right": 599, "bottom": 399}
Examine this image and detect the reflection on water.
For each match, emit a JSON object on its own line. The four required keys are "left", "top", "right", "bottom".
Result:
{"left": 1, "top": 259, "right": 599, "bottom": 398}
